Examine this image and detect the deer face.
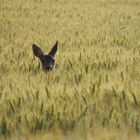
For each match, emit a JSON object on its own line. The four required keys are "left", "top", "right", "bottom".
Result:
{"left": 32, "top": 41, "right": 58, "bottom": 71}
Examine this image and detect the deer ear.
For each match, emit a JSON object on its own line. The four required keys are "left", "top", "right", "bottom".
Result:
{"left": 48, "top": 41, "right": 58, "bottom": 57}
{"left": 32, "top": 44, "right": 45, "bottom": 61}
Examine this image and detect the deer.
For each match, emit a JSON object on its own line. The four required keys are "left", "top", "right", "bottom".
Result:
{"left": 32, "top": 41, "right": 58, "bottom": 71}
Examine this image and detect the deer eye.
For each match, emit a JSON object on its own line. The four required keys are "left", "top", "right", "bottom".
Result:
{"left": 52, "top": 59, "right": 55, "bottom": 63}
{"left": 41, "top": 60, "right": 45, "bottom": 63}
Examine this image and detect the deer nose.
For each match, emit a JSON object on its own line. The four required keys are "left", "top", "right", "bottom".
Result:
{"left": 46, "top": 65, "right": 53, "bottom": 70}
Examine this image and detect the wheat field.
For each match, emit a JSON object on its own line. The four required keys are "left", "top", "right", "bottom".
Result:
{"left": 0, "top": 0, "right": 140, "bottom": 139}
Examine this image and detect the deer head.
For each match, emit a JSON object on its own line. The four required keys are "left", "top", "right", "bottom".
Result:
{"left": 32, "top": 41, "right": 58, "bottom": 71}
